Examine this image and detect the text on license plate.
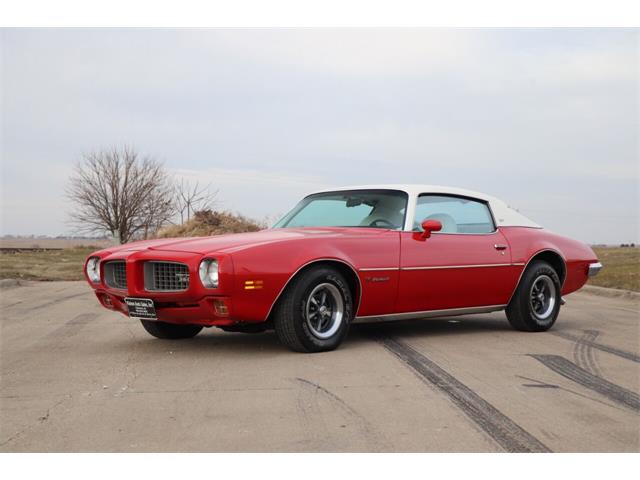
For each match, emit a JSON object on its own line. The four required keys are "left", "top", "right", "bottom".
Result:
{"left": 124, "top": 297, "right": 157, "bottom": 320}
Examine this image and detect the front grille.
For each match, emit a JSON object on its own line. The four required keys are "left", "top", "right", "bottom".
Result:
{"left": 104, "top": 261, "right": 127, "bottom": 289}
{"left": 144, "top": 262, "right": 190, "bottom": 291}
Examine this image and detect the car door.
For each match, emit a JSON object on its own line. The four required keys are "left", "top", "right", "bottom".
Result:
{"left": 397, "top": 193, "right": 521, "bottom": 313}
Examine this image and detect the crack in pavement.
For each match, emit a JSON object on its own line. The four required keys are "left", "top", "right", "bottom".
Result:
{"left": 0, "top": 395, "right": 71, "bottom": 449}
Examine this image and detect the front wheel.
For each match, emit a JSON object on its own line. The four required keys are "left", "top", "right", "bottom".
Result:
{"left": 506, "top": 260, "right": 561, "bottom": 332}
{"left": 140, "top": 320, "right": 203, "bottom": 339}
{"left": 273, "top": 266, "right": 353, "bottom": 353}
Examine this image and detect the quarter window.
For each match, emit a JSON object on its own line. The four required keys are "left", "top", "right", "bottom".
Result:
{"left": 414, "top": 195, "right": 495, "bottom": 234}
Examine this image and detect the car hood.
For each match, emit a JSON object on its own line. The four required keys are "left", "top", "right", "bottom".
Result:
{"left": 103, "top": 227, "right": 389, "bottom": 255}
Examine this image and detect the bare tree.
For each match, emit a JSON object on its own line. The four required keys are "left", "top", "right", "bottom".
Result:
{"left": 174, "top": 179, "right": 217, "bottom": 224}
{"left": 66, "top": 146, "right": 175, "bottom": 243}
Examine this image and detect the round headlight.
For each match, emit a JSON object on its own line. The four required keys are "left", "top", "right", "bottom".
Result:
{"left": 86, "top": 257, "right": 101, "bottom": 283}
{"left": 199, "top": 259, "right": 219, "bottom": 288}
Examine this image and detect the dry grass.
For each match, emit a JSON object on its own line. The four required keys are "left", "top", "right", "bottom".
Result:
{"left": 0, "top": 211, "right": 263, "bottom": 283}
{"left": 590, "top": 247, "right": 639, "bottom": 292}
{"left": 156, "top": 210, "right": 263, "bottom": 238}
{"left": 0, "top": 238, "right": 114, "bottom": 249}
{"left": 0, "top": 247, "right": 94, "bottom": 281}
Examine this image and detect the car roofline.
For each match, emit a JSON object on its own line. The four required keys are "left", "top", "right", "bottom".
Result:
{"left": 304, "top": 184, "right": 541, "bottom": 230}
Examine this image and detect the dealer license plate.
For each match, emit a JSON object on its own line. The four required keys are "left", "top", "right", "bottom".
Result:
{"left": 124, "top": 298, "right": 157, "bottom": 320}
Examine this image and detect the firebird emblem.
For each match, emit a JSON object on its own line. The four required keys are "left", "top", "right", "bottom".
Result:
{"left": 175, "top": 273, "right": 190, "bottom": 282}
{"left": 365, "top": 276, "right": 390, "bottom": 283}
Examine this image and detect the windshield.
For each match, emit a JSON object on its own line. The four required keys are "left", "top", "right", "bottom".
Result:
{"left": 273, "top": 189, "right": 408, "bottom": 229}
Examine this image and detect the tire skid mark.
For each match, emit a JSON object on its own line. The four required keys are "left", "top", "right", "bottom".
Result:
{"left": 294, "top": 380, "right": 315, "bottom": 447}
{"left": 552, "top": 331, "right": 640, "bottom": 363}
{"left": 28, "top": 291, "right": 91, "bottom": 312}
{"left": 529, "top": 354, "right": 640, "bottom": 412}
{"left": 44, "top": 313, "right": 95, "bottom": 339}
{"left": 516, "top": 375, "right": 627, "bottom": 412}
{"left": 381, "top": 337, "right": 551, "bottom": 453}
{"left": 293, "top": 377, "right": 389, "bottom": 451}
{"left": 573, "top": 330, "right": 604, "bottom": 378}
{"left": 2, "top": 301, "right": 24, "bottom": 308}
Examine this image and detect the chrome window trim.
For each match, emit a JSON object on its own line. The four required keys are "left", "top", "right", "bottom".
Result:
{"left": 407, "top": 192, "right": 498, "bottom": 234}
{"left": 427, "top": 231, "right": 501, "bottom": 236}
{"left": 274, "top": 188, "right": 409, "bottom": 231}
{"left": 353, "top": 304, "right": 506, "bottom": 323}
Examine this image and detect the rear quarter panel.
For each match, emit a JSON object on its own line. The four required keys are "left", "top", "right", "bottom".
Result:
{"left": 500, "top": 227, "right": 598, "bottom": 295}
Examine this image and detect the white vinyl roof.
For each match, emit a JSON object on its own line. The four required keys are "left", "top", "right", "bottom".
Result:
{"left": 309, "top": 184, "right": 541, "bottom": 230}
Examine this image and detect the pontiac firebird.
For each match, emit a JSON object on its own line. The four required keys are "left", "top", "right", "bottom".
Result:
{"left": 84, "top": 185, "right": 602, "bottom": 352}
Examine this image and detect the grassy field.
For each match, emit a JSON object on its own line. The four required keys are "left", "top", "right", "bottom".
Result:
{"left": 590, "top": 247, "right": 639, "bottom": 292}
{"left": 0, "top": 247, "right": 94, "bottom": 281}
{"left": 0, "top": 238, "right": 114, "bottom": 249}
{"left": 0, "top": 246, "right": 638, "bottom": 291}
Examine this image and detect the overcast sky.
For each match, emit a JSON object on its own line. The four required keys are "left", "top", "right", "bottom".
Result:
{"left": 1, "top": 29, "right": 638, "bottom": 244}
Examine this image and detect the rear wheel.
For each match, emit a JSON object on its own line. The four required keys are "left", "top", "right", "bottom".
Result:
{"left": 506, "top": 260, "right": 561, "bottom": 332}
{"left": 273, "top": 266, "right": 353, "bottom": 353}
{"left": 140, "top": 320, "right": 203, "bottom": 339}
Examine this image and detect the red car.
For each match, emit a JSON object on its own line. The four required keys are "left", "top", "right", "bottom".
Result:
{"left": 84, "top": 185, "right": 602, "bottom": 352}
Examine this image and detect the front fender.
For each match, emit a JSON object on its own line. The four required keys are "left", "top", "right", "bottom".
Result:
{"left": 227, "top": 233, "right": 400, "bottom": 321}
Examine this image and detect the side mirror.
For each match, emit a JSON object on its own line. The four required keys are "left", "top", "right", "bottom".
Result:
{"left": 421, "top": 219, "right": 442, "bottom": 239}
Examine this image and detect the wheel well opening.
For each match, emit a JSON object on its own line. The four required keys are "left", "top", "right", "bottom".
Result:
{"left": 530, "top": 250, "right": 566, "bottom": 286}
{"left": 268, "top": 260, "right": 361, "bottom": 321}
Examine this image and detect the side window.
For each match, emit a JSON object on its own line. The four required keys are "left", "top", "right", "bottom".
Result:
{"left": 414, "top": 195, "right": 495, "bottom": 234}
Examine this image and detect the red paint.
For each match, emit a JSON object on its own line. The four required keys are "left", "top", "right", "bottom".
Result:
{"left": 397, "top": 230, "right": 519, "bottom": 312}
{"left": 420, "top": 219, "right": 442, "bottom": 238}
{"left": 85, "top": 224, "right": 598, "bottom": 326}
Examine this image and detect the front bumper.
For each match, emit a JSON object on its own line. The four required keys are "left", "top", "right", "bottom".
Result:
{"left": 88, "top": 249, "right": 240, "bottom": 326}
{"left": 588, "top": 262, "right": 603, "bottom": 277}
{"left": 94, "top": 290, "right": 236, "bottom": 326}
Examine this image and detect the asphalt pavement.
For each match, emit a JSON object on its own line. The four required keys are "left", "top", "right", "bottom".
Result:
{"left": 1, "top": 281, "right": 638, "bottom": 452}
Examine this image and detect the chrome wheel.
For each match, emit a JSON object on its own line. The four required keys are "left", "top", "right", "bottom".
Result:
{"left": 529, "top": 275, "right": 556, "bottom": 321}
{"left": 305, "top": 283, "right": 344, "bottom": 339}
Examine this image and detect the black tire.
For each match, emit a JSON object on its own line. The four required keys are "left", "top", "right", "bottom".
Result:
{"left": 273, "top": 266, "right": 353, "bottom": 353}
{"left": 506, "top": 260, "right": 561, "bottom": 332}
{"left": 140, "top": 320, "right": 203, "bottom": 339}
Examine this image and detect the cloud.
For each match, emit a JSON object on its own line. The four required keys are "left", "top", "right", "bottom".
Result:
{"left": 1, "top": 28, "right": 637, "bottom": 243}
{"left": 202, "top": 29, "right": 481, "bottom": 75}
{"left": 172, "top": 167, "right": 333, "bottom": 221}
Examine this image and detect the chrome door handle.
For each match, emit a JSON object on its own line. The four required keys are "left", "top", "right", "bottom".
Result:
{"left": 494, "top": 244, "right": 508, "bottom": 250}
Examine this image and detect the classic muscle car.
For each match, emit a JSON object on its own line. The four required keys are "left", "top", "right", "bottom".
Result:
{"left": 84, "top": 185, "right": 602, "bottom": 352}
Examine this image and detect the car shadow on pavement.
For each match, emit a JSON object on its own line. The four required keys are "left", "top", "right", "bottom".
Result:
{"left": 351, "top": 314, "right": 514, "bottom": 342}
{"left": 106, "top": 326, "right": 288, "bottom": 355}
{"left": 103, "top": 314, "right": 515, "bottom": 355}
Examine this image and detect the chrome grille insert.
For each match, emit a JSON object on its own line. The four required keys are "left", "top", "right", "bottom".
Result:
{"left": 104, "top": 261, "right": 127, "bottom": 289}
{"left": 144, "top": 262, "right": 190, "bottom": 292}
